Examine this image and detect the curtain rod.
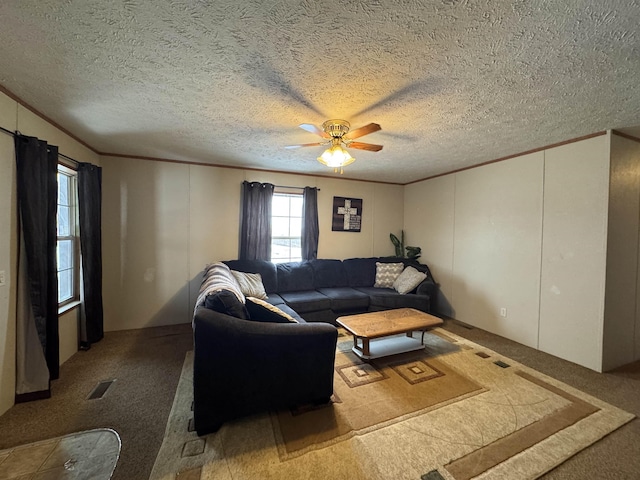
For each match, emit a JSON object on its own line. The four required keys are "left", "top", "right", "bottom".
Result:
{"left": 0, "top": 125, "right": 80, "bottom": 167}
{"left": 275, "top": 184, "right": 321, "bottom": 191}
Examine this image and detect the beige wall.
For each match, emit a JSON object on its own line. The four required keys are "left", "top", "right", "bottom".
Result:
{"left": 0, "top": 93, "right": 18, "bottom": 416}
{"left": 0, "top": 91, "right": 99, "bottom": 416}
{"left": 603, "top": 134, "right": 640, "bottom": 370}
{"left": 58, "top": 309, "right": 79, "bottom": 365}
{"left": 102, "top": 157, "right": 404, "bottom": 331}
{"left": 405, "top": 153, "right": 544, "bottom": 349}
{"left": 538, "top": 137, "right": 610, "bottom": 372}
{"left": 404, "top": 135, "right": 613, "bottom": 370}
{"left": 404, "top": 175, "right": 455, "bottom": 318}
{"left": 102, "top": 157, "right": 191, "bottom": 332}
{"left": 452, "top": 153, "right": 544, "bottom": 348}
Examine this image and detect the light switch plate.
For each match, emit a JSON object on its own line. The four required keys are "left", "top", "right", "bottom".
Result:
{"left": 0, "top": 270, "right": 5, "bottom": 286}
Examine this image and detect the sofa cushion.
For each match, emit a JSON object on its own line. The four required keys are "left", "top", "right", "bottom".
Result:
{"left": 246, "top": 297, "right": 298, "bottom": 323}
{"left": 310, "top": 259, "right": 348, "bottom": 288}
{"left": 343, "top": 258, "right": 379, "bottom": 287}
{"left": 279, "top": 290, "right": 331, "bottom": 313}
{"left": 231, "top": 270, "right": 268, "bottom": 299}
{"left": 317, "top": 287, "right": 370, "bottom": 312}
{"left": 266, "top": 293, "right": 286, "bottom": 306}
{"left": 393, "top": 266, "right": 427, "bottom": 294}
{"left": 276, "top": 262, "right": 315, "bottom": 292}
{"left": 223, "top": 260, "right": 278, "bottom": 293}
{"left": 355, "top": 287, "right": 430, "bottom": 312}
{"left": 204, "top": 290, "right": 250, "bottom": 319}
{"left": 374, "top": 262, "right": 404, "bottom": 288}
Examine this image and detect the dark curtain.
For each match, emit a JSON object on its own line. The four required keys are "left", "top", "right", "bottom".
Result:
{"left": 77, "top": 163, "right": 104, "bottom": 346}
{"left": 302, "top": 187, "right": 319, "bottom": 260}
{"left": 239, "top": 181, "right": 274, "bottom": 260}
{"left": 15, "top": 134, "right": 59, "bottom": 382}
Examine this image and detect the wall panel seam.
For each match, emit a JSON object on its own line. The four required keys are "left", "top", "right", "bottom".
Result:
{"left": 537, "top": 151, "right": 546, "bottom": 350}
{"left": 451, "top": 173, "right": 457, "bottom": 311}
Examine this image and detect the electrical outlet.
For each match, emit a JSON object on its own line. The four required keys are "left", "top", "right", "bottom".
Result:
{"left": 500, "top": 307, "right": 507, "bottom": 318}
{"left": 0, "top": 270, "right": 5, "bottom": 286}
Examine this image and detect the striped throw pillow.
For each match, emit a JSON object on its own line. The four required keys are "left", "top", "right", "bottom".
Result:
{"left": 374, "top": 262, "right": 404, "bottom": 288}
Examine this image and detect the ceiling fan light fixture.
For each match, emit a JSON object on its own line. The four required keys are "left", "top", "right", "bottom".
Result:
{"left": 317, "top": 143, "right": 355, "bottom": 173}
{"left": 288, "top": 119, "right": 380, "bottom": 173}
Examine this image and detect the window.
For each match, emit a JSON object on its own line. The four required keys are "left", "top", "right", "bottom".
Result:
{"left": 57, "top": 165, "right": 79, "bottom": 306}
{"left": 271, "top": 192, "right": 302, "bottom": 263}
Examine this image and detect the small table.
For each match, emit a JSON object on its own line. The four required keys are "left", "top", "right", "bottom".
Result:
{"left": 336, "top": 308, "right": 444, "bottom": 360}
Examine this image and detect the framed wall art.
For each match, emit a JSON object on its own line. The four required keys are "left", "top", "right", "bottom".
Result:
{"left": 332, "top": 197, "right": 362, "bottom": 232}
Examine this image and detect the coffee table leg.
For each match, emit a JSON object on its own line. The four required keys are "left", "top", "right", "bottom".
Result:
{"left": 362, "top": 338, "right": 370, "bottom": 357}
{"left": 353, "top": 335, "right": 363, "bottom": 355}
{"left": 351, "top": 336, "right": 371, "bottom": 361}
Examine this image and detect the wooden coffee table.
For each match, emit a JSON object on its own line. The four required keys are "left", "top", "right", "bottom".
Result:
{"left": 336, "top": 308, "right": 443, "bottom": 360}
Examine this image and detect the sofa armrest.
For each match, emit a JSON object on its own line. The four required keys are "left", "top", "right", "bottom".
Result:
{"left": 415, "top": 277, "right": 438, "bottom": 299}
{"left": 192, "top": 307, "right": 338, "bottom": 434}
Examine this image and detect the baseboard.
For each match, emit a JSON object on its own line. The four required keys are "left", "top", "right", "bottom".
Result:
{"left": 15, "top": 389, "right": 51, "bottom": 403}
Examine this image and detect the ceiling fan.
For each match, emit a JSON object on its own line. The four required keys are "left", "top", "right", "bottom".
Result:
{"left": 285, "top": 119, "right": 383, "bottom": 173}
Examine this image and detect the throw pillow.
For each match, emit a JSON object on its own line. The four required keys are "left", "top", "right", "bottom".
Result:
{"left": 231, "top": 270, "right": 268, "bottom": 299}
{"left": 204, "top": 290, "right": 250, "bottom": 319}
{"left": 374, "top": 262, "right": 404, "bottom": 288}
{"left": 246, "top": 297, "right": 298, "bottom": 323}
{"left": 393, "top": 266, "right": 427, "bottom": 294}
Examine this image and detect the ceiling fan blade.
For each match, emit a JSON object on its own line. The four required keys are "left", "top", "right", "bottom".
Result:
{"left": 284, "top": 142, "right": 325, "bottom": 149}
{"left": 348, "top": 141, "right": 383, "bottom": 152}
{"left": 299, "top": 123, "right": 330, "bottom": 138}
{"left": 343, "top": 123, "right": 381, "bottom": 140}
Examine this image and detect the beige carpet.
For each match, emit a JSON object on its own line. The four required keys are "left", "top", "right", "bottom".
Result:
{"left": 150, "top": 329, "right": 634, "bottom": 480}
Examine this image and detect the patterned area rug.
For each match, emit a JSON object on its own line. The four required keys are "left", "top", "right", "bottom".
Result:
{"left": 150, "top": 329, "right": 634, "bottom": 480}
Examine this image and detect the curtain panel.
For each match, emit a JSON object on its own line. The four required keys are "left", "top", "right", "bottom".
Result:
{"left": 77, "top": 162, "right": 104, "bottom": 347}
{"left": 239, "top": 181, "right": 274, "bottom": 261}
{"left": 14, "top": 134, "right": 59, "bottom": 399}
{"left": 302, "top": 187, "right": 319, "bottom": 260}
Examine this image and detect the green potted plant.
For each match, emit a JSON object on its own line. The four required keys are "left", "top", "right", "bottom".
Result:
{"left": 390, "top": 230, "right": 421, "bottom": 260}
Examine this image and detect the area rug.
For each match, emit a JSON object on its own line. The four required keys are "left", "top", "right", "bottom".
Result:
{"left": 149, "top": 329, "right": 634, "bottom": 480}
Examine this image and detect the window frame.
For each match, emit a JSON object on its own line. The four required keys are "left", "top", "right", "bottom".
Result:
{"left": 56, "top": 163, "right": 80, "bottom": 308}
{"left": 270, "top": 190, "right": 303, "bottom": 264}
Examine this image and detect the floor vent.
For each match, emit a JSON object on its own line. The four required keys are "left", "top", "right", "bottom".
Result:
{"left": 87, "top": 379, "right": 116, "bottom": 400}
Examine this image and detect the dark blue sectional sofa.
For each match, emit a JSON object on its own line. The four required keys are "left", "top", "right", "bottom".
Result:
{"left": 192, "top": 257, "right": 438, "bottom": 435}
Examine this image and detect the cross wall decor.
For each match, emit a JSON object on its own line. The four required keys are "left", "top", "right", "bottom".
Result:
{"left": 332, "top": 196, "right": 363, "bottom": 232}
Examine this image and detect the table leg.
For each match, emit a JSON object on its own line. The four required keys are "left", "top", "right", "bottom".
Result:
{"left": 362, "top": 338, "right": 370, "bottom": 357}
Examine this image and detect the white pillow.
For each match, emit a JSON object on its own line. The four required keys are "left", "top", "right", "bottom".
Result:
{"left": 374, "top": 262, "right": 404, "bottom": 288}
{"left": 393, "top": 266, "right": 427, "bottom": 294}
{"left": 231, "top": 270, "right": 268, "bottom": 299}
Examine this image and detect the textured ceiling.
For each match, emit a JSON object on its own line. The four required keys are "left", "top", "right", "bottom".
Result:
{"left": 1, "top": 0, "right": 639, "bottom": 184}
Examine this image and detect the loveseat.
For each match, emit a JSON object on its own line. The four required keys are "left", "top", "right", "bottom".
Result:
{"left": 192, "top": 257, "right": 438, "bottom": 435}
